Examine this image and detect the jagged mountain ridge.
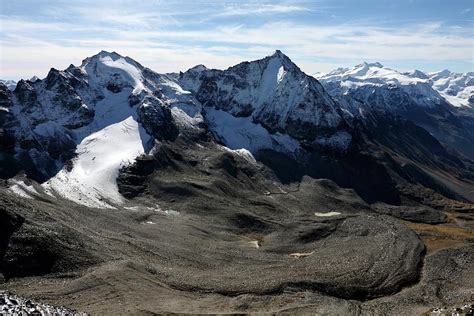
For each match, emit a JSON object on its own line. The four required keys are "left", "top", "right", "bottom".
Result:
{"left": 1, "top": 50, "right": 355, "bottom": 208}
{"left": 179, "top": 50, "right": 350, "bottom": 146}
{"left": 1, "top": 50, "right": 473, "bottom": 209}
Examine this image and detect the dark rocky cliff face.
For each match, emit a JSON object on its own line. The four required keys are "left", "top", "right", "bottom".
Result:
{"left": 0, "top": 83, "right": 19, "bottom": 179}
{"left": 180, "top": 51, "right": 349, "bottom": 143}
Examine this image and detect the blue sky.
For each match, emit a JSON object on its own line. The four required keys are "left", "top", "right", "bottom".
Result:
{"left": 1, "top": 0, "right": 473, "bottom": 80}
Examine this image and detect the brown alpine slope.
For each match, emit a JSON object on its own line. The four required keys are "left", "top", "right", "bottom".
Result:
{"left": 1, "top": 138, "right": 473, "bottom": 314}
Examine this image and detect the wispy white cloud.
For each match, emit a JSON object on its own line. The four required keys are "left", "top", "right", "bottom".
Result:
{"left": 0, "top": 0, "right": 473, "bottom": 80}
{"left": 215, "top": 4, "right": 312, "bottom": 17}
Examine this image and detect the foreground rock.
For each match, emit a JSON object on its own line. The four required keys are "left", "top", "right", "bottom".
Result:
{"left": 0, "top": 291, "right": 82, "bottom": 315}
{"left": 429, "top": 303, "right": 474, "bottom": 316}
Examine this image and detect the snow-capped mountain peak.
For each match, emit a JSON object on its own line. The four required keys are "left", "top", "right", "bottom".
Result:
{"left": 318, "top": 61, "right": 472, "bottom": 108}
{"left": 314, "top": 61, "right": 474, "bottom": 162}
{"left": 316, "top": 62, "right": 450, "bottom": 112}
{"left": 268, "top": 49, "right": 293, "bottom": 65}
{"left": 429, "top": 69, "right": 452, "bottom": 80}
{"left": 187, "top": 64, "right": 208, "bottom": 73}
{"left": 357, "top": 61, "right": 384, "bottom": 68}
{"left": 81, "top": 50, "right": 138, "bottom": 66}
{"left": 2, "top": 50, "right": 195, "bottom": 208}
{"left": 79, "top": 50, "right": 146, "bottom": 94}
{"left": 271, "top": 49, "right": 285, "bottom": 57}
{"left": 316, "top": 62, "right": 427, "bottom": 87}
{"left": 180, "top": 51, "right": 348, "bottom": 146}
{"left": 428, "top": 70, "right": 473, "bottom": 107}
{"left": 0, "top": 79, "right": 17, "bottom": 91}
{"left": 318, "top": 62, "right": 429, "bottom": 83}
{"left": 403, "top": 69, "right": 429, "bottom": 80}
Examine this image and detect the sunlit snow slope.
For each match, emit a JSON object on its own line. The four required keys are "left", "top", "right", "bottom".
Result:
{"left": 43, "top": 116, "right": 150, "bottom": 208}
{"left": 41, "top": 52, "right": 152, "bottom": 208}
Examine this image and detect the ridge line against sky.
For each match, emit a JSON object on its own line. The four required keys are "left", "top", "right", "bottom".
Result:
{"left": 0, "top": 0, "right": 473, "bottom": 80}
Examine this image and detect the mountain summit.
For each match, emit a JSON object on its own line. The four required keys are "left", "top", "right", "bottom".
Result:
{"left": 180, "top": 51, "right": 349, "bottom": 146}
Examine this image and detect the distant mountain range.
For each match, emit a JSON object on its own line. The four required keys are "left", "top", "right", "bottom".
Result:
{"left": 315, "top": 62, "right": 473, "bottom": 108}
{"left": 315, "top": 62, "right": 474, "bottom": 160}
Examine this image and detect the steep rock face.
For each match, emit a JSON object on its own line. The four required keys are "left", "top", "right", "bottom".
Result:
{"left": 0, "top": 83, "right": 13, "bottom": 110}
{"left": 0, "top": 84, "right": 19, "bottom": 178}
{"left": 137, "top": 96, "right": 179, "bottom": 141}
{"left": 180, "top": 51, "right": 350, "bottom": 146}
{"left": 43, "top": 68, "right": 94, "bottom": 128}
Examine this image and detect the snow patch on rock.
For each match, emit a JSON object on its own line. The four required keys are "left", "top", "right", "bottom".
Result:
{"left": 205, "top": 107, "right": 300, "bottom": 155}
{"left": 8, "top": 179, "right": 40, "bottom": 199}
{"left": 315, "top": 211, "right": 341, "bottom": 217}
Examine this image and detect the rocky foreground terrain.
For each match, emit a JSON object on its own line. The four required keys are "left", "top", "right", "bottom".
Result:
{"left": 0, "top": 141, "right": 472, "bottom": 314}
{"left": 0, "top": 51, "right": 473, "bottom": 314}
{"left": 0, "top": 291, "right": 82, "bottom": 315}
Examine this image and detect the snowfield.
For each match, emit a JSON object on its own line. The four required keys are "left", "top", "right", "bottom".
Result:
{"left": 43, "top": 116, "right": 150, "bottom": 209}
{"left": 205, "top": 107, "right": 301, "bottom": 155}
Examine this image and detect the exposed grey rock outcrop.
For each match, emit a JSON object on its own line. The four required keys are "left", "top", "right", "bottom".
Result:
{"left": 180, "top": 50, "right": 350, "bottom": 145}
{"left": 372, "top": 203, "right": 448, "bottom": 224}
